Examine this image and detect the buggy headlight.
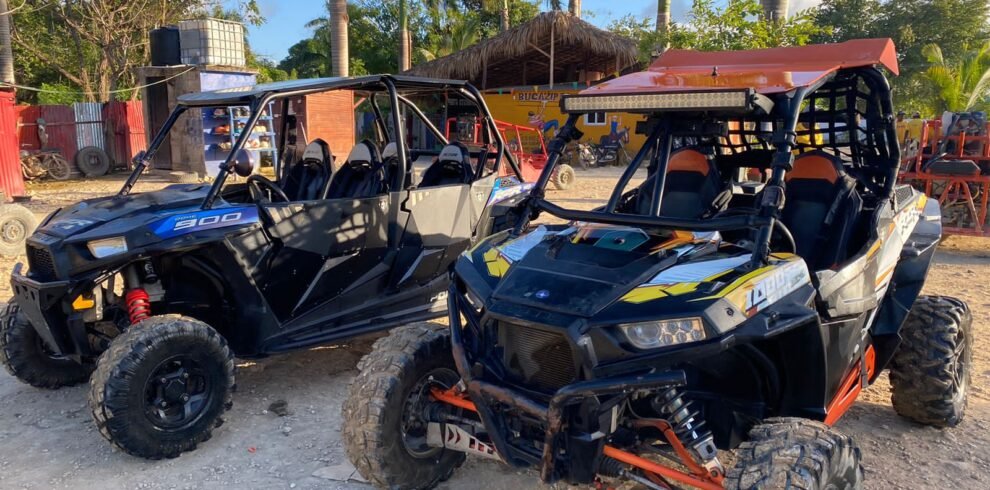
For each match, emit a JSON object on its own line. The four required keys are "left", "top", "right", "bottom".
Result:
{"left": 87, "top": 237, "right": 128, "bottom": 258}
{"left": 619, "top": 318, "right": 706, "bottom": 350}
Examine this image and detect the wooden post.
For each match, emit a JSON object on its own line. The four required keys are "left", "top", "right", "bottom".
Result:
{"left": 549, "top": 21, "right": 555, "bottom": 87}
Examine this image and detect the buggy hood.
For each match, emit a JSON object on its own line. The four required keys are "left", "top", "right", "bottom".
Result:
{"left": 461, "top": 225, "right": 811, "bottom": 331}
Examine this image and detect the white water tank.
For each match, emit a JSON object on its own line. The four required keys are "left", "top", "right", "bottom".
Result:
{"left": 178, "top": 19, "right": 246, "bottom": 67}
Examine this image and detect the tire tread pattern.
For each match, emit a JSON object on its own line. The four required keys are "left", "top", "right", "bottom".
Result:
{"left": 88, "top": 314, "right": 234, "bottom": 459}
{"left": 889, "top": 295, "right": 971, "bottom": 427}
{"left": 0, "top": 301, "right": 92, "bottom": 388}
{"left": 342, "top": 322, "right": 463, "bottom": 489}
{"left": 725, "top": 417, "right": 863, "bottom": 490}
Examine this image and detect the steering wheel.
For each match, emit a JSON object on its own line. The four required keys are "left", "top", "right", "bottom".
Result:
{"left": 247, "top": 174, "right": 290, "bottom": 203}
{"left": 712, "top": 207, "right": 797, "bottom": 254}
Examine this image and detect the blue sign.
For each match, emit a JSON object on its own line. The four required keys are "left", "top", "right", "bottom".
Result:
{"left": 151, "top": 207, "right": 259, "bottom": 239}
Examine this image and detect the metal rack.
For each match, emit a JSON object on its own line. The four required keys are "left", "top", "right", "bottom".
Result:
{"left": 203, "top": 102, "right": 277, "bottom": 175}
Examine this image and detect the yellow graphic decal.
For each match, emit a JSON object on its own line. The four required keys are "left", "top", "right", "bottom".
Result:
{"left": 483, "top": 248, "right": 511, "bottom": 278}
{"left": 621, "top": 286, "right": 671, "bottom": 304}
{"left": 696, "top": 265, "right": 776, "bottom": 302}
{"left": 866, "top": 239, "right": 883, "bottom": 259}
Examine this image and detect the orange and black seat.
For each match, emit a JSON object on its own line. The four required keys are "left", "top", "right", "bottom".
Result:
{"left": 633, "top": 148, "right": 730, "bottom": 219}
{"left": 781, "top": 151, "right": 862, "bottom": 270}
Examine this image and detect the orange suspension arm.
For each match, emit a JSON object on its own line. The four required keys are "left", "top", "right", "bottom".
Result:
{"left": 431, "top": 387, "right": 724, "bottom": 490}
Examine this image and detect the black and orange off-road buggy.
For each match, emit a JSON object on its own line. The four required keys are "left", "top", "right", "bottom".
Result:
{"left": 343, "top": 40, "right": 973, "bottom": 489}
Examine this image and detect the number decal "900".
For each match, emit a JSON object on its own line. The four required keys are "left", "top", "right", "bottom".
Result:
{"left": 151, "top": 207, "right": 259, "bottom": 239}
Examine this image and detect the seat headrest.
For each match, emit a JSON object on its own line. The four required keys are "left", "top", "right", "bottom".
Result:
{"left": 301, "top": 139, "right": 332, "bottom": 163}
{"left": 439, "top": 142, "right": 470, "bottom": 164}
{"left": 382, "top": 142, "right": 398, "bottom": 160}
{"left": 346, "top": 141, "right": 377, "bottom": 164}
{"left": 787, "top": 152, "right": 842, "bottom": 184}
{"left": 668, "top": 148, "right": 711, "bottom": 176}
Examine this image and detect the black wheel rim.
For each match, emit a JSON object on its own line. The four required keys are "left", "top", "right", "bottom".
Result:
{"left": 143, "top": 355, "right": 213, "bottom": 431}
{"left": 399, "top": 367, "right": 460, "bottom": 459}
{"left": 1, "top": 217, "right": 26, "bottom": 245}
{"left": 951, "top": 325, "right": 969, "bottom": 402}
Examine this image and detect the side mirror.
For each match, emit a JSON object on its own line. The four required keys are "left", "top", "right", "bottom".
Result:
{"left": 232, "top": 149, "right": 255, "bottom": 177}
{"left": 132, "top": 150, "right": 147, "bottom": 167}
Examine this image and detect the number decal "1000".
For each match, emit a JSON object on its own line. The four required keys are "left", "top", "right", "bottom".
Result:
{"left": 173, "top": 212, "right": 243, "bottom": 231}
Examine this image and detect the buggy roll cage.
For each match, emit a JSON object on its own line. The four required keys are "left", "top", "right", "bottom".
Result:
{"left": 118, "top": 75, "right": 522, "bottom": 208}
{"left": 514, "top": 66, "right": 901, "bottom": 267}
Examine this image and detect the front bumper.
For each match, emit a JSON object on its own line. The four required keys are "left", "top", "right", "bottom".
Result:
{"left": 447, "top": 289, "right": 686, "bottom": 483}
{"left": 10, "top": 263, "right": 89, "bottom": 359}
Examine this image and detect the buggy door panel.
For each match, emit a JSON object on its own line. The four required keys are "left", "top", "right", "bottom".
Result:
{"left": 470, "top": 172, "right": 498, "bottom": 226}
{"left": 254, "top": 196, "right": 390, "bottom": 320}
{"left": 391, "top": 184, "right": 473, "bottom": 288}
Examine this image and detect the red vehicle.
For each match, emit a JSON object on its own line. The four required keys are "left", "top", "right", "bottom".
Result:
{"left": 447, "top": 117, "right": 576, "bottom": 190}
{"left": 898, "top": 114, "right": 990, "bottom": 236}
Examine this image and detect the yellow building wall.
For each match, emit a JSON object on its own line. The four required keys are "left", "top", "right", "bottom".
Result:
{"left": 483, "top": 89, "right": 647, "bottom": 150}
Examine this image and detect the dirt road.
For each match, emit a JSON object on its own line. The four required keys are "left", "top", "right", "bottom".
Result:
{"left": 0, "top": 172, "right": 986, "bottom": 489}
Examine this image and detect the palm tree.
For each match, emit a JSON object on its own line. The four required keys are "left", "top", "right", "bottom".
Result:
{"left": 417, "top": 16, "right": 482, "bottom": 61}
{"left": 398, "top": 0, "right": 411, "bottom": 71}
{"left": 656, "top": 0, "right": 671, "bottom": 32}
{"left": 923, "top": 42, "right": 990, "bottom": 112}
{"left": 496, "top": 0, "right": 510, "bottom": 31}
{"left": 568, "top": 0, "right": 581, "bottom": 17}
{"left": 761, "top": 0, "right": 789, "bottom": 20}
{"left": 329, "top": 0, "right": 349, "bottom": 76}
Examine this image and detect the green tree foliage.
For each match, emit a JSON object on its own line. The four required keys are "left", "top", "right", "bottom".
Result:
{"left": 278, "top": 0, "right": 539, "bottom": 77}
{"left": 922, "top": 42, "right": 990, "bottom": 112}
{"left": 609, "top": 0, "right": 828, "bottom": 64}
{"left": 813, "top": 0, "right": 990, "bottom": 115}
{"left": 10, "top": 0, "right": 261, "bottom": 104}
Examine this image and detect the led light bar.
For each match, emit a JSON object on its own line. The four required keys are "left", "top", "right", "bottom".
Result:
{"left": 560, "top": 90, "right": 757, "bottom": 113}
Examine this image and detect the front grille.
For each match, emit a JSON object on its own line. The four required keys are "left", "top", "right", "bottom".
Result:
{"left": 27, "top": 245, "right": 56, "bottom": 280}
{"left": 499, "top": 323, "right": 576, "bottom": 392}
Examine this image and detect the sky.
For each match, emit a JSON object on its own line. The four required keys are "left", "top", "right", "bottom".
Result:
{"left": 239, "top": 0, "right": 825, "bottom": 63}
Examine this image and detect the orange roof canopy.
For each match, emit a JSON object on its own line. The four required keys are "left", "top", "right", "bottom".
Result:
{"left": 582, "top": 39, "right": 899, "bottom": 96}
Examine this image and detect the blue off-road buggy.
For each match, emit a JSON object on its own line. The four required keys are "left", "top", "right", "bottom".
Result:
{"left": 1, "top": 76, "right": 529, "bottom": 459}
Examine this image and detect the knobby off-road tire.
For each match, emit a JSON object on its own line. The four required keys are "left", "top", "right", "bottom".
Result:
{"left": 75, "top": 146, "right": 111, "bottom": 177}
{"left": 889, "top": 295, "right": 972, "bottom": 427}
{"left": 725, "top": 417, "right": 863, "bottom": 489}
{"left": 0, "top": 301, "right": 93, "bottom": 388}
{"left": 89, "top": 315, "right": 234, "bottom": 459}
{"left": 342, "top": 322, "right": 465, "bottom": 489}
{"left": 551, "top": 163, "right": 576, "bottom": 190}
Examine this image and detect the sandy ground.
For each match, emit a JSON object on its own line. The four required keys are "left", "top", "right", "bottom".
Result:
{"left": 0, "top": 170, "right": 987, "bottom": 490}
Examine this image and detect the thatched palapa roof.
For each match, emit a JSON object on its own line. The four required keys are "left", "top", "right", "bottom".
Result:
{"left": 404, "top": 11, "right": 638, "bottom": 89}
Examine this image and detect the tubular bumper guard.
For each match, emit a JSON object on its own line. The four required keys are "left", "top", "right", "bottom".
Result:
{"left": 9, "top": 263, "right": 86, "bottom": 359}
{"left": 447, "top": 288, "right": 687, "bottom": 482}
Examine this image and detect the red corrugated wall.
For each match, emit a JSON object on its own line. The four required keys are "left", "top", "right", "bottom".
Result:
{"left": 16, "top": 104, "right": 78, "bottom": 160}
{"left": 103, "top": 100, "right": 146, "bottom": 167}
{"left": 0, "top": 91, "right": 26, "bottom": 200}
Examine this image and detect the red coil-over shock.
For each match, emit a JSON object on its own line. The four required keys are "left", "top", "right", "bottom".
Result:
{"left": 125, "top": 288, "right": 151, "bottom": 324}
